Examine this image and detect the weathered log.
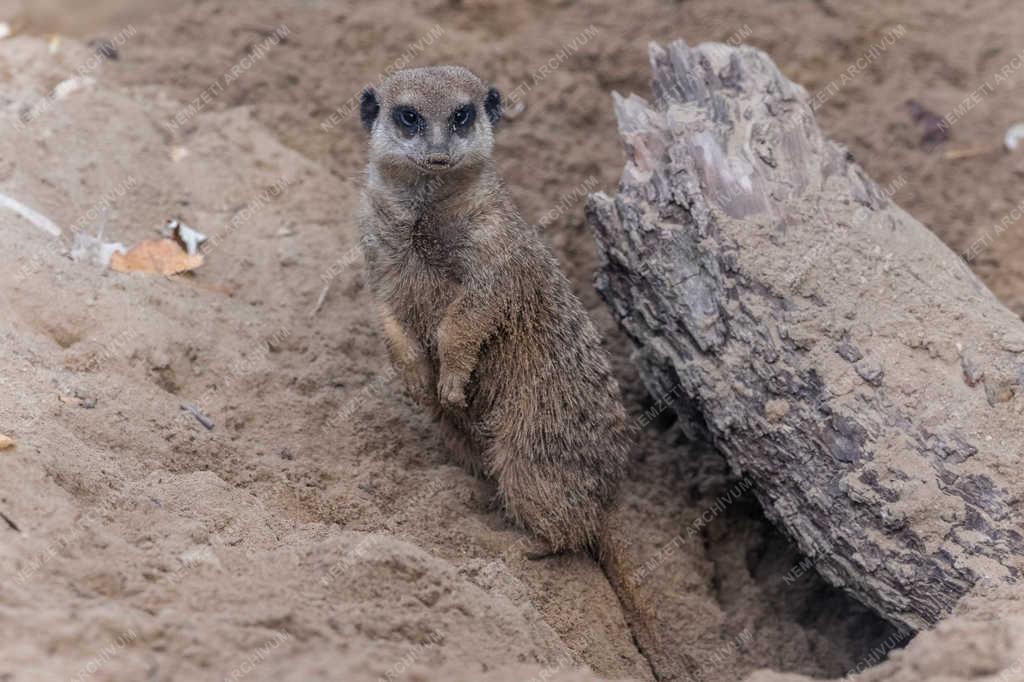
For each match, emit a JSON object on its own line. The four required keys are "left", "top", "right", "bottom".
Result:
{"left": 587, "top": 40, "right": 1024, "bottom": 632}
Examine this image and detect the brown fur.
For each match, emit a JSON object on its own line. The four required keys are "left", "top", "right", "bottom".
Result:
{"left": 356, "top": 66, "right": 628, "bottom": 553}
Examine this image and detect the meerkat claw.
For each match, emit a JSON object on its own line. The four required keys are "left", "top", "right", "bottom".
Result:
{"left": 407, "top": 360, "right": 434, "bottom": 402}
{"left": 437, "top": 373, "right": 468, "bottom": 409}
{"left": 525, "top": 543, "right": 565, "bottom": 561}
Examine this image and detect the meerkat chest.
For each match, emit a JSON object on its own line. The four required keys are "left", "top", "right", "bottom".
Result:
{"left": 366, "top": 192, "right": 473, "bottom": 275}
{"left": 379, "top": 211, "right": 472, "bottom": 342}
{"left": 405, "top": 212, "right": 471, "bottom": 271}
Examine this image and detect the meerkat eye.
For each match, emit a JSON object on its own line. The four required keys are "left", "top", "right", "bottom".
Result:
{"left": 392, "top": 106, "right": 423, "bottom": 135}
{"left": 449, "top": 104, "right": 476, "bottom": 133}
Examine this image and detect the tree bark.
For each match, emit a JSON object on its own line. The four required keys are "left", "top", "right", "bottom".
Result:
{"left": 587, "top": 39, "right": 1024, "bottom": 632}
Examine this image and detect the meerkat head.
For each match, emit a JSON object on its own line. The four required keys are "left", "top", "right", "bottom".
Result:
{"left": 360, "top": 66, "right": 502, "bottom": 180}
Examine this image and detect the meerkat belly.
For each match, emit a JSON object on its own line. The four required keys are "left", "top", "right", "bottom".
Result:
{"left": 376, "top": 248, "right": 462, "bottom": 358}
{"left": 392, "top": 274, "right": 456, "bottom": 351}
{"left": 475, "top": 312, "right": 606, "bottom": 413}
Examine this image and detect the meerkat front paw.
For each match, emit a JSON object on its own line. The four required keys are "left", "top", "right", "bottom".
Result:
{"left": 437, "top": 370, "right": 469, "bottom": 409}
{"left": 402, "top": 357, "right": 434, "bottom": 403}
{"left": 378, "top": 304, "right": 434, "bottom": 403}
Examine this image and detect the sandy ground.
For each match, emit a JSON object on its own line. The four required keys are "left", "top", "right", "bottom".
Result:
{"left": 2, "top": 0, "right": 1024, "bottom": 680}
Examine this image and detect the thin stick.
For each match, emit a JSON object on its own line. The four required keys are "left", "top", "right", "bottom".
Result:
{"left": 943, "top": 144, "right": 1001, "bottom": 160}
{"left": 0, "top": 509, "right": 20, "bottom": 532}
{"left": 0, "top": 192, "right": 62, "bottom": 236}
{"left": 181, "top": 404, "right": 215, "bottom": 430}
{"left": 310, "top": 282, "right": 331, "bottom": 317}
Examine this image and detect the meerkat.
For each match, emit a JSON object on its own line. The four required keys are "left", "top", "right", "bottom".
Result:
{"left": 356, "top": 65, "right": 628, "bottom": 555}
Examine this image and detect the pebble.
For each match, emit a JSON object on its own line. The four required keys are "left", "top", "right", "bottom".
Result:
{"left": 855, "top": 359, "right": 885, "bottom": 386}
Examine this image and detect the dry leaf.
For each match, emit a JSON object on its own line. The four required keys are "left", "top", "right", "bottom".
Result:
{"left": 110, "top": 239, "right": 203, "bottom": 275}
{"left": 0, "top": 434, "right": 14, "bottom": 450}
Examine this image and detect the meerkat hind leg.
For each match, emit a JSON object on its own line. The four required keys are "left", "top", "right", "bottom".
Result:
{"left": 491, "top": 447, "right": 599, "bottom": 557}
{"left": 438, "top": 415, "right": 487, "bottom": 478}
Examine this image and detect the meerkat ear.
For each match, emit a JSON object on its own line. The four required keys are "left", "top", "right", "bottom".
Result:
{"left": 360, "top": 88, "right": 380, "bottom": 131}
{"left": 484, "top": 87, "right": 502, "bottom": 125}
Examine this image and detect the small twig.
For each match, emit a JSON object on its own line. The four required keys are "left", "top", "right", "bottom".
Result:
{"left": 310, "top": 282, "right": 331, "bottom": 317}
{"left": 943, "top": 144, "right": 1001, "bottom": 160}
{"left": 0, "top": 191, "right": 62, "bottom": 236}
{"left": 239, "top": 24, "right": 288, "bottom": 42}
{"left": 0, "top": 509, "right": 21, "bottom": 532}
{"left": 181, "top": 404, "right": 215, "bottom": 430}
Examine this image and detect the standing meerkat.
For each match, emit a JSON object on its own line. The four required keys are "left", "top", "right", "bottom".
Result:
{"left": 356, "top": 65, "right": 628, "bottom": 555}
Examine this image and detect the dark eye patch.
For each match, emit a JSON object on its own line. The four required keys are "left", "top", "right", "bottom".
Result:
{"left": 391, "top": 106, "right": 424, "bottom": 136}
{"left": 449, "top": 103, "right": 476, "bottom": 135}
